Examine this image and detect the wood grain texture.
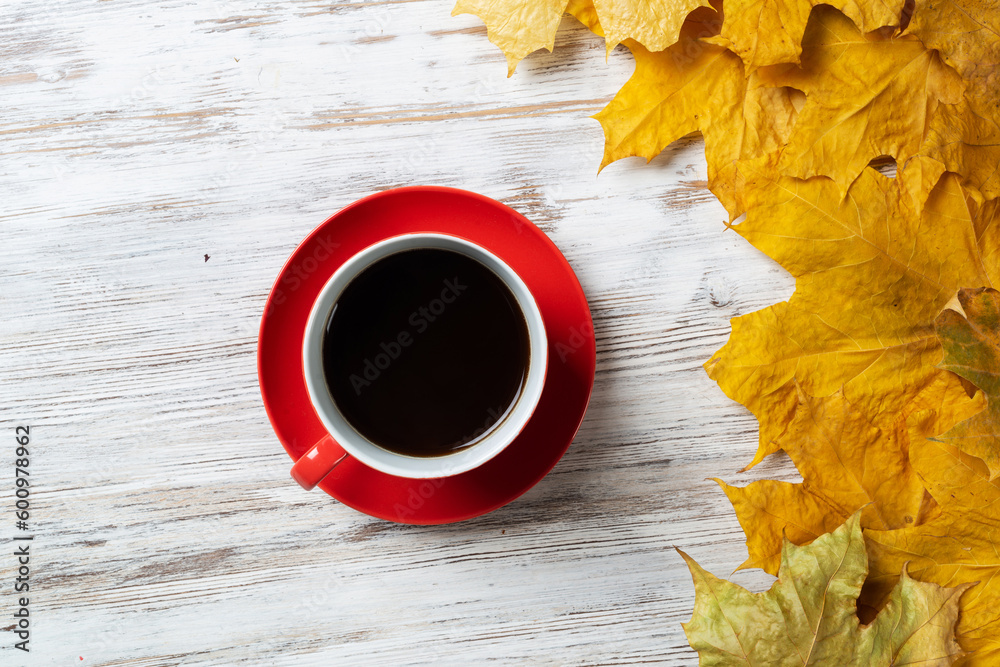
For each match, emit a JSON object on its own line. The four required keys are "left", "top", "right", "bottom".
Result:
{"left": 0, "top": 0, "right": 800, "bottom": 664}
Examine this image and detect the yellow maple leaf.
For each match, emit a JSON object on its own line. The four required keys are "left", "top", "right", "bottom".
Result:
{"left": 899, "top": 2, "right": 1000, "bottom": 203}
{"left": 935, "top": 287, "right": 1000, "bottom": 478}
{"left": 717, "top": 374, "right": 982, "bottom": 575}
{"left": 906, "top": 0, "right": 999, "bottom": 109}
{"left": 592, "top": 10, "right": 736, "bottom": 165}
{"left": 565, "top": 0, "right": 603, "bottom": 35}
{"left": 590, "top": 6, "right": 979, "bottom": 217}
{"left": 756, "top": 6, "right": 964, "bottom": 197}
{"left": 898, "top": 154, "right": 950, "bottom": 213}
{"left": 452, "top": 0, "right": 710, "bottom": 75}
{"left": 866, "top": 437, "right": 1000, "bottom": 664}
{"left": 705, "top": 168, "right": 996, "bottom": 467}
{"left": 592, "top": 6, "right": 800, "bottom": 216}
{"left": 707, "top": 0, "right": 904, "bottom": 71}
{"left": 452, "top": 0, "right": 567, "bottom": 76}
{"left": 682, "top": 511, "right": 969, "bottom": 665}
{"left": 921, "top": 96, "right": 1000, "bottom": 205}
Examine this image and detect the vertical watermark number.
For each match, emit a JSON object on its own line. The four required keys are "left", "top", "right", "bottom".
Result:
{"left": 11, "top": 425, "right": 32, "bottom": 652}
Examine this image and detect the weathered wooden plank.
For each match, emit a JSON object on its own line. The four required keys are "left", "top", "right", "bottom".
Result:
{"left": 0, "top": 1, "right": 799, "bottom": 664}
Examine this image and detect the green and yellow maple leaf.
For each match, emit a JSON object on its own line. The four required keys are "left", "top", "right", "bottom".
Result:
{"left": 682, "top": 511, "right": 968, "bottom": 665}
{"left": 934, "top": 287, "right": 1000, "bottom": 478}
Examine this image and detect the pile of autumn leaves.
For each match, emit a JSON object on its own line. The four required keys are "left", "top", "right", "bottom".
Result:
{"left": 453, "top": 0, "right": 1000, "bottom": 663}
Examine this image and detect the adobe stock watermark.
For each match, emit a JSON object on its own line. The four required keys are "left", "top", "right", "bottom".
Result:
{"left": 204, "top": 100, "right": 314, "bottom": 194}
{"left": 347, "top": 276, "right": 468, "bottom": 395}
{"left": 394, "top": 71, "right": 504, "bottom": 175}
{"left": 390, "top": 401, "right": 507, "bottom": 522}
{"left": 555, "top": 320, "right": 594, "bottom": 363}
{"left": 669, "top": 15, "right": 723, "bottom": 70}
{"left": 392, "top": 477, "right": 448, "bottom": 522}
{"left": 335, "top": 5, "right": 395, "bottom": 65}
{"left": 261, "top": 232, "right": 341, "bottom": 322}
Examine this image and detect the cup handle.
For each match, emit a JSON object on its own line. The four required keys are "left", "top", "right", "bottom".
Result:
{"left": 290, "top": 433, "right": 349, "bottom": 491}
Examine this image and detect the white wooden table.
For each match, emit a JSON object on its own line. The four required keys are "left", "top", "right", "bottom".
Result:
{"left": 1, "top": 1, "right": 800, "bottom": 664}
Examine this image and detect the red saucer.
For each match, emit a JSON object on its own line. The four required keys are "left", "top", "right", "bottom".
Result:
{"left": 257, "top": 187, "right": 595, "bottom": 524}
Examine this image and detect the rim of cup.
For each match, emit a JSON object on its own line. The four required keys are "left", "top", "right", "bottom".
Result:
{"left": 302, "top": 233, "right": 548, "bottom": 478}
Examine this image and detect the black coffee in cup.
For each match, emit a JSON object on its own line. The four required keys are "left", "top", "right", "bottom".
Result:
{"left": 322, "top": 248, "right": 530, "bottom": 457}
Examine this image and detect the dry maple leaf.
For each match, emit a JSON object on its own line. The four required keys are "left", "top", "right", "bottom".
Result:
{"left": 866, "top": 438, "right": 1000, "bottom": 664}
{"left": 755, "top": 6, "right": 964, "bottom": 198}
{"left": 451, "top": 0, "right": 710, "bottom": 75}
{"left": 716, "top": 374, "right": 982, "bottom": 575}
{"left": 565, "top": 0, "right": 603, "bottom": 34}
{"left": 898, "top": 1, "right": 1000, "bottom": 202}
{"left": 592, "top": 5, "right": 801, "bottom": 216}
{"left": 906, "top": 0, "right": 999, "bottom": 93}
{"left": 921, "top": 96, "right": 1000, "bottom": 206}
{"left": 681, "top": 511, "right": 968, "bottom": 665}
{"left": 592, "top": 4, "right": 731, "bottom": 173}
{"left": 590, "top": 5, "right": 974, "bottom": 218}
{"left": 705, "top": 0, "right": 904, "bottom": 71}
{"left": 897, "top": 154, "right": 951, "bottom": 213}
{"left": 934, "top": 287, "right": 1000, "bottom": 478}
{"left": 705, "top": 167, "right": 997, "bottom": 467}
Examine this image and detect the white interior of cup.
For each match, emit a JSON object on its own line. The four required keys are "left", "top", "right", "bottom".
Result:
{"left": 302, "top": 233, "right": 548, "bottom": 478}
